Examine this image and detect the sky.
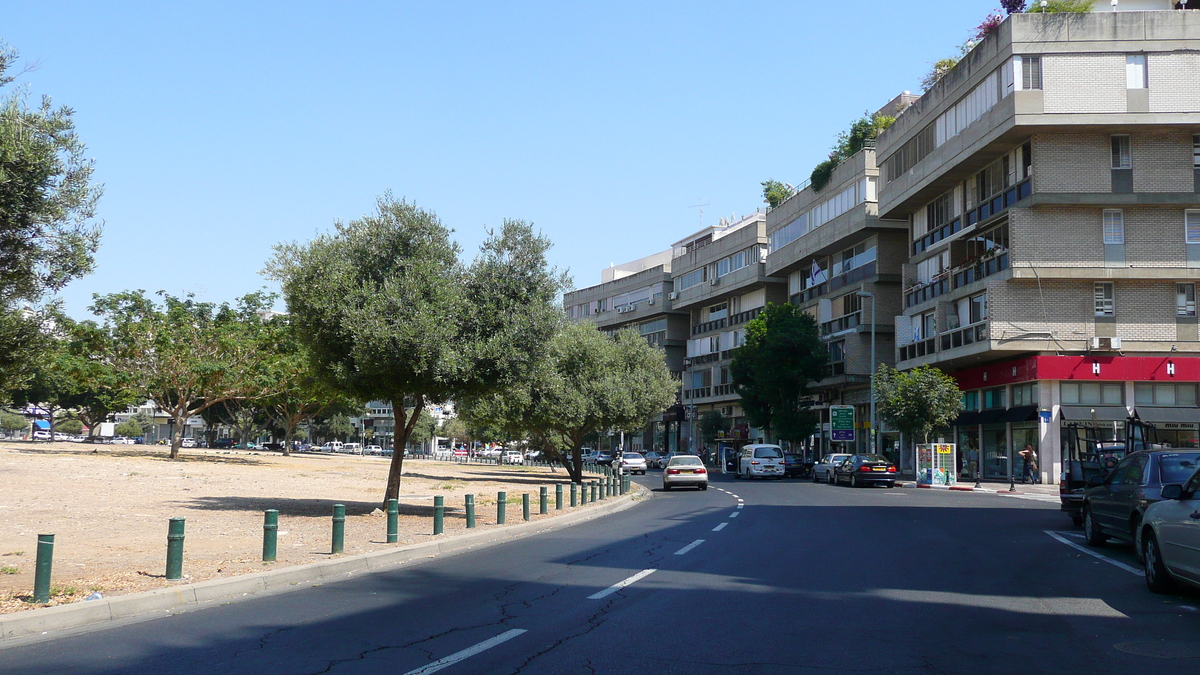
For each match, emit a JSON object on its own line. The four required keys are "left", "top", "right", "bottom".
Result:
{"left": 5, "top": 1, "right": 994, "bottom": 318}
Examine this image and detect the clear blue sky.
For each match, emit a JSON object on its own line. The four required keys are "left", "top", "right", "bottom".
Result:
{"left": 6, "top": 1, "right": 991, "bottom": 317}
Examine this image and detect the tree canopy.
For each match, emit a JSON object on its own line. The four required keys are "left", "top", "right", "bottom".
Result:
{"left": 730, "top": 303, "right": 827, "bottom": 443}
{"left": 874, "top": 364, "right": 962, "bottom": 444}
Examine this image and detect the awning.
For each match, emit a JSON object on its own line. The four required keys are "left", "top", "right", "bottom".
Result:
{"left": 1059, "top": 406, "right": 1130, "bottom": 422}
{"left": 974, "top": 409, "right": 1006, "bottom": 424}
{"left": 950, "top": 411, "right": 979, "bottom": 426}
{"left": 998, "top": 405, "right": 1039, "bottom": 423}
{"left": 1135, "top": 407, "right": 1200, "bottom": 424}
{"left": 32, "top": 420, "right": 49, "bottom": 430}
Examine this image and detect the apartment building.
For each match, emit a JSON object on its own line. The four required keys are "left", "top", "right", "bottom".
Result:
{"left": 764, "top": 100, "right": 912, "bottom": 456}
{"left": 877, "top": 7, "right": 1200, "bottom": 483}
{"left": 673, "top": 211, "right": 785, "bottom": 449}
{"left": 562, "top": 250, "right": 690, "bottom": 453}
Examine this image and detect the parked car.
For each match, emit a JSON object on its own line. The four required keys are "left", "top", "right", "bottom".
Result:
{"left": 735, "top": 444, "right": 785, "bottom": 480}
{"left": 502, "top": 449, "right": 524, "bottom": 464}
{"left": 782, "top": 453, "right": 807, "bottom": 478}
{"left": 180, "top": 438, "right": 197, "bottom": 448}
{"left": 813, "top": 454, "right": 852, "bottom": 484}
{"left": 32, "top": 430, "right": 51, "bottom": 441}
{"left": 619, "top": 452, "right": 648, "bottom": 475}
{"left": 643, "top": 451, "right": 664, "bottom": 469}
{"left": 364, "top": 445, "right": 384, "bottom": 456}
{"left": 1082, "top": 450, "right": 1200, "bottom": 554}
{"left": 832, "top": 454, "right": 898, "bottom": 488}
{"left": 1139, "top": 468, "right": 1200, "bottom": 593}
{"left": 213, "top": 439, "right": 236, "bottom": 450}
{"left": 663, "top": 455, "right": 708, "bottom": 491}
{"left": 595, "top": 451, "right": 616, "bottom": 466}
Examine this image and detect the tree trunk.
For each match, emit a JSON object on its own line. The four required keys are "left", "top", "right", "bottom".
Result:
{"left": 382, "top": 395, "right": 424, "bottom": 508}
{"left": 169, "top": 410, "right": 186, "bottom": 460}
{"left": 566, "top": 446, "right": 583, "bottom": 484}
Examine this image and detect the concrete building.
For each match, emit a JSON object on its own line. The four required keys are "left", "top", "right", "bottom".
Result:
{"left": 876, "top": 8, "right": 1200, "bottom": 484}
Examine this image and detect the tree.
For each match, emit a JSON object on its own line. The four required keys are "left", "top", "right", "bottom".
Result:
{"left": 269, "top": 195, "right": 565, "bottom": 505}
{"left": 440, "top": 418, "right": 469, "bottom": 447}
{"left": 113, "top": 419, "right": 143, "bottom": 438}
{"left": 408, "top": 409, "right": 437, "bottom": 450}
{"left": 55, "top": 417, "right": 82, "bottom": 435}
{"left": 874, "top": 364, "right": 962, "bottom": 445}
{"left": 730, "top": 303, "right": 827, "bottom": 443}
{"left": 9, "top": 331, "right": 80, "bottom": 440}
{"left": 0, "top": 410, "right": 26, "bottom": 435}
{"left": 810, "top": 113, "right": 896, "bottom": 192}
{"left": 698, "top": 410, "right": 731, "bottom": 449}
{"left": 59, "top": 320, "right": 138, "bottom": 438}
{"left": 89, "top": 291, "right": 273, "bottom": 459}
{"left": 261, "top": 320, "right": 353, "bottom": 456}
{"left": 462, "top": 321, "right": 677, "bottom": 484}
{"left": 761, "top": 180, "right": 795, "bottom": 209}
{"left": 1002, "top": 0, "right": 1027, "bottom": 12}
{"left": 0, "top": 44, "right": 103, "bottom": 392}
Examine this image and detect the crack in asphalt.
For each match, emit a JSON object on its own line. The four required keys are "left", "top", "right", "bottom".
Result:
{"left": 505, "top": 596, "right": 619, "bottom": 674}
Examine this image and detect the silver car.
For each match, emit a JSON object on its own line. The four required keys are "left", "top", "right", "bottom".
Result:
{"left": 619, "top": 452, "right": 647, "bottom": 475}
{"left": 813, "top": 453, "right": 852, "bottom": 484}
{"left": 1141, "top": 470, "right": 1200, "bottom": 593}
{"left": 663, "top": 455, "right": 708, "bottom": 491}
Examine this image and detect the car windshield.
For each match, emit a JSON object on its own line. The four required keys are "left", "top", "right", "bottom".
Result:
{"left": 785, "top": 454, "right": 802, "bottom": 461}
{"left": 1159, "top": 453, "right": 1200, "bottom": 484}
{"left": 753, "top": 447, "right": 783, "bottom": 459}
{"left": 669, "top": 456, "right": 703, "bottom": 466}
{"left": 859, "top": 455, "right": 890, "bottom": 463}
{"left": 624, "top": 453, "right": 643, "bottom": 459}
{"left": 826, "top": 455, "right": 850, "bottom": 463}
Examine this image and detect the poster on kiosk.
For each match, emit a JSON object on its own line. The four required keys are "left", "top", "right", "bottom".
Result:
{"left": 916, "top": 443, "right": 957, "bottom": 486}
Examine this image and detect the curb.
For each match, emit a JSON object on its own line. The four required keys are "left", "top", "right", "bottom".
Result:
{"left": 0, "top": 483, "right": 650, "bottom": 644}
{"left": 904, "top": 483, "right": 1027, "bottom": 495}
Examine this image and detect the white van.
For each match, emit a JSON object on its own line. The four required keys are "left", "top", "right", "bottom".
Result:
{"left": 319, "top": 441, "right": 344, "bottom": 453}
{"left": 737, "top": 444, "right": 785, "bottom": 480}
{"left": 340, "top": 443, "right": 362, "bottom": 455}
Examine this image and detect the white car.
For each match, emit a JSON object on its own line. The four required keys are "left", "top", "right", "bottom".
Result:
{"left": 502, "top": 450, "right": 524, "bottom": 464}
{"left": 619, "top": 452, "right": 647, "bottom": 475}
{"left": 736, "top": 444, "right": 785, "bottom": 480}
{"left": 663, "top": 455, "right": 708, "bottom": 490}
{"left": 364, "top": 445, "right": 383, "bottom": 456}
{"left": 813, "top": 454, "right": 852, "bottom": 484}
{"left": 1140, "top": 473, "right": 1200, "bottom": 593}
{"left": 33, "top": 430, "right": 51, "bottom": 441}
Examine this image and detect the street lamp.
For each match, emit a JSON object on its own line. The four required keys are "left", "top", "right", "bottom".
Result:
{"left": 854, "top": 290, "right": 877, "bottom": 456}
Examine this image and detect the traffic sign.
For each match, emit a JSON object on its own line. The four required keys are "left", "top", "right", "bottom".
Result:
{"left": 830, "top": 405, "right": 855, "bottom": 442}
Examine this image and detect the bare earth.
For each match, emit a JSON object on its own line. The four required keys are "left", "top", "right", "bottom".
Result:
{"left": 0, "top": 442, "right": 600, "bottom": 615}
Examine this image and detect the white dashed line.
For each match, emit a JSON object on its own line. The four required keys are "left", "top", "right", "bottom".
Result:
{"left": 588, "top": 569, "right": 658, "bottom": 600}
{"left": 675, "top": 540, "right": 705, "bottom": 555}
{"left": 1044, "top": 530, "right": 1142, "bottom": 576}
{"left": 729, "top": 511, "right": 739, "bottom": 518}
{"left": 402, "top": 629, "right": 527, "bottom": 675}
{"left": 712, "top": 522, "right": 728, "bottom": 532}
{"left": 737, "top": 504, "right": 744, "bottom": 509}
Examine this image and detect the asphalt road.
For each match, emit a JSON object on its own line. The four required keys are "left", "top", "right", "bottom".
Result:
{"left": 3, "top": 473, "right": 1200, "bottom": 674}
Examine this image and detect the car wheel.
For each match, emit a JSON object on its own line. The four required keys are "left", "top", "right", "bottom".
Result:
{"left": 827, "top": 471, "right": 835, "bottom": 484}
{"left": 1083, "top": 506, "right": 1108, "bottom": 546}
{"left": 701, "top": 484, "right": 708, "bottom": 491}
{"left": 663, "top": 484, "right": 671, "bottom": 491}
{"left": 1132, "top": 516, "right": 1144, "bottom": 562}
{"left": 1070, "top": 514, "right": 1083, "bottom": 527}
{"left": 812, "top": 472, "right": 820, "bottom": 483}
{"left": 851, "top": 474, "right": 860, "bottom": 488}
{"left": 1143, "top": 531, "right": 1175, "bottom": 594}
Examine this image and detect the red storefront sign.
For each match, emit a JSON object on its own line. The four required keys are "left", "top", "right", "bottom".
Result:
{"left": 952, "top": 355, "right": 1200, "bottom": 390}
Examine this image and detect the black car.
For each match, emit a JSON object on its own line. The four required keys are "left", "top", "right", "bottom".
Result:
{"left": 1082, "top": 449, "right": 1200, "bottom": 550}
{"left": 782, "top": 453, "right": 807, "bottom": 478}
{"left": 832, "top": 454, "right": 898, "bottom": 488}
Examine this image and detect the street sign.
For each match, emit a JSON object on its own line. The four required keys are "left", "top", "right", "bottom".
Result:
{"left": 830, "top": 405, "right": 855, "bottom": 442}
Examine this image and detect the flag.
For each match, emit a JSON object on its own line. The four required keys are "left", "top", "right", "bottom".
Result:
{"left": 809, "top": 259, "right": 827, "bottom": 286}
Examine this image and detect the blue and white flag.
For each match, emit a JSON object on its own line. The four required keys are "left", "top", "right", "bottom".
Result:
{"left": 809, "top": 259, "right": 827, "bottom": 286}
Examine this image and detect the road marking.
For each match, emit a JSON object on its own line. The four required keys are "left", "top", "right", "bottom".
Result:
{"left": 402, "top": 629, "right": 527, "bottom": 675}
{"left": 729, "top": 512, "right": 739, "bottom": 518}
{"left": 712, "top": 522, "right": 728, "bottom": 532}
{"left": 1044, "top": 530, "right": 1142, "bottom": 576}
{"left": 675, "top": 539, "right": 705, "bottom": 555}
{"left": 588, "top": 569, "right": 657, "bottom": 600}
{"left": 736, "top": 504, "right": 744, "bottom": 509}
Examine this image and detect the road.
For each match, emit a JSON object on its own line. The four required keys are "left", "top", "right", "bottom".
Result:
{"left": 3, "top": 473, "right": 1200, "bottom": 674}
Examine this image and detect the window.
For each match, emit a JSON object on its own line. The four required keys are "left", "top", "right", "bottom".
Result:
{"left": 1062, "top": 382, "right": 1124, "bottom": 406}
{"left": 968, "top": 292, "right": 988, "bottom": 324}
{"left": 914, "top": 311, "right": 936, "bottom": 341}
{"left": 1103, "top": 210, "right": 1124, "bottom": 244}
{"left": 1111, "top": 136, "right": 1131, "bottom": 169}
{"left": 1126, "top": 54, "right": 1147, "bottom": 89}
{"left": 771, "top": 213, "right": 809, "bottom": 251}
{"left": 1020, "top": 56, "right": 1042, "bottom": 90}
{"left": 1179, "top": 283, "right": 1197, "bottom": 318}
{"left": 1187, "top": 210, "right": 1200, "bottom": 245}
{"left": 1011, "top": 383, "right": 1038, "bottom": 406}
{"left": 962, "top": 391, "right": 980, "bottom": 411}
{"left": 708, "top": 303, "right": 728, "bottom": 321}
{"left": 1194, "top": 135, "right": 1200, "bottom": 169}
{"left": 675, "top": 267, "right": 706, "bottom": 292}
{"left": 1095, "top": 282, "right": 1115, "bottom": 317}
{"left": 831, "top": 241, "right": 877, "bottom": 277}
{"left": 1136, "top": 382, "right": 1199, "bottom": 407}
{"left": 982, "top": 387, "right": 1006, "bottom": 410}
{"left": 828, "top": 341, "right": 846, "bottom": 364}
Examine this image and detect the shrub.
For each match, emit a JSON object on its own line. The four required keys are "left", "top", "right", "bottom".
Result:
{"left": 1002, "top": 0, "right": 1027, "bottom": 12}
{"left": 975, "top": 12, "right": 1005, "bottom": 41}
{"left": 1040, "top": 0, "right": 1094, "bottom": 11}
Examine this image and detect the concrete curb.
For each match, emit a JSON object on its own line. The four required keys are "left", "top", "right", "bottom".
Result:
{"left": 0, "top": 483, "right": 651, "bottom": 644}
{"left": 903, "top": 483, "right": 1025, "bottom": 495}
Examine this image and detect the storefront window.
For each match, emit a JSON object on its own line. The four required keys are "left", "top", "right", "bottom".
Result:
{"left": 982, "top": 387, "right": 1006, "bottom": 409}
{"left": 983, "top": 423, "right": 1009, "bottom": 479}
{"left": 1011, "top": 383, "right": 1038, "bottom": 407}
{"left": 1012, "top": 423, "right": 1039, "bottom": 482}
{"left": 1062, "top": 382, "right": 1123, "bottom": 405}
{"left": 958, "top": 425, "right": 980, "bottom": 480}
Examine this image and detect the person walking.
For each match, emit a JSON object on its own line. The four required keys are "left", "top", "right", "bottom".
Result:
{"left": 1019, "top": 444, "right": 1037, "bottom": 484}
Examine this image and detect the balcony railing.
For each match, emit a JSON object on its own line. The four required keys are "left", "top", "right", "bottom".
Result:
{"left": 940, "top": 322, "right": 989, "bottom": 351}
{"left": 951, "top": 251, "right": 1009, "bottom": 288}
{"left": 905, "top": 276, "right": 950, "bottom": 309}
{"left": 826, "top": 362, "right": 846, "bottom": 377}
{"left": 913, "top": 178, "right": 1030, "bottom": 255}
{"left": 898, "top": 337, "right": 937, "bottom": 362}
{"left": 713, "top": 384, "right": 733, "bottom": 397}
{"left": 689, "top": 353, "right": 721, "bottom": 365}
{"left": 729, "top": 307, "right": 763, "bottom": 326}
{"left": 792, "top": 261, "right": 879, "bottom": 305}
{"left": 692, "top": 318, "right": 727, "bottom": 335}
{"left": 683, "top": 387, "right": 711, "bottom": 400}
{"left": 821, "top": 310, "right": 862, "bottom": 336}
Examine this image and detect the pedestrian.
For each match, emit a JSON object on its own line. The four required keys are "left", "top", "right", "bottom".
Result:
{"left": 1018, "top": 444, "right": 1036, "bottom": 484}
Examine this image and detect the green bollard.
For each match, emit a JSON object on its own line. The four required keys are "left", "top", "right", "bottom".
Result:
{"left": 331, "top": 504, "right": 345, "bottom": 554}
{"left": 571, "top": 482, "right": 578, "bottom": 507}
{"left": 599, "top": 478, "right": 607, "bottom": 501}
{"left": 466, "top": 494, "right": 476, "bottom": 528}
{"left": 387, "top": 498, "right": 399, "bottom": 543}
{"left": 33, "top": 534, "right": 54, "bottom": 603}
{"left": 263, "top": 510, "right": 279, "bottom": 562}
{"left": 523, "top": 493, "right": 530, "bottom": 521}
{"left": 580, "top": 482, "right": 588, "bottom": 505}
{"left": 540, "top": 486, "right": 548, "bottom": 515}
{"left": 591, "top": 481, "right": 598, "bottom": 502}
{"left": 434, "top": 496, "right": 444, "bottom": 535}
{"left": 166, "top": 518, "right": 186, "bottom": 580}
{"left": 555, "top": 484, "right": 563, "bottom": 511}
{"left": 497, "top": 491, "right": 507, "bottom": 524}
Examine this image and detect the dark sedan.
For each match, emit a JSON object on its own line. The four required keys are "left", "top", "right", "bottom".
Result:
{"left": 782, "top": 453, "right": 807, "bottom": 478}
{"left": 833, "top": 454, "right": 898, "bottom": 488}
{"left": 1082, "top": 449, "right": 1200, "bottom": 554}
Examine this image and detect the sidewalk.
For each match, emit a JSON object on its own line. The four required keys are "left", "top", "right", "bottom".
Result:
{"left": 901, "top": 480, "right": 1059, "bottom": 497}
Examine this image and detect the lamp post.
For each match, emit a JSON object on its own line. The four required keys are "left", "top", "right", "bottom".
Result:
{"left": 854, "top": 290, "right": 877, "bottom": 455}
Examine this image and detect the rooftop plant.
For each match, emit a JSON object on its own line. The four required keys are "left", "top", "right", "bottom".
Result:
{"left": 808, "top": 112, "right": 896, "bottom": 192}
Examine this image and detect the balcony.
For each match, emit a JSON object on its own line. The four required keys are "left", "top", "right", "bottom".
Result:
{"left": 914, "top": 179, "right": 1030, "bottom": 255}
{"left": 940, "top": 322, "right": 989, "bottom": 351}
{"left": 821, "top": 310, "right": 862, "bottom": 337}
{"left": 692, "top": 318, "right": 727, "bottom": 335}
{"left": 905, "top": 276, "right": 950, "bottom": 309}
{"left": 827, "top": 361, "right": 846, "bottom": 377}
{"left": 793, "top": 261, "right": 879, "bottom": 304}
{"left": 898, "top": 337, "right": 937, "bottom": 362}
{"left": 729, "top": 306, "right": 763, "bottom": 326}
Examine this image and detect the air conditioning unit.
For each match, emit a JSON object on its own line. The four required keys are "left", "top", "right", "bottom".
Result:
{"left": 1091, "top": 337, "right": 1122, "bottom": 350}
{"left": 593, "top": 307, "right": 600, "bottom": 314}
{"left": 648, "top": 297, "right": 655, "bottom": 306}
{"left": 668, "top": 292, "right": 679, "bottom": 301}
{"left": 710, "top": 278, "right": 720, "bottom": 286}
{"left": 616, "top": 306, "right": 628, "bottom": 314}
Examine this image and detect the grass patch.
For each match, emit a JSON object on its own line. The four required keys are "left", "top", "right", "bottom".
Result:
{"left": 0, "top": 566, "right": 18, "bottom": 575}
{"left": 2, "top": 551, "right": 25, "bottom": 557}
{"left": 50, "top": 585, "right": 78, "bottom": 597}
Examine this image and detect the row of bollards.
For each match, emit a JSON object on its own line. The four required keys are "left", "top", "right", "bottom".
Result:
{"left": 28, "top": 459, "right": 634, "bottom": 602}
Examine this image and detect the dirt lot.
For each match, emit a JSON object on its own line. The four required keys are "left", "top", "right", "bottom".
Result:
{"left": 0, "top": 442, "right": 607, "bottom": 614}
